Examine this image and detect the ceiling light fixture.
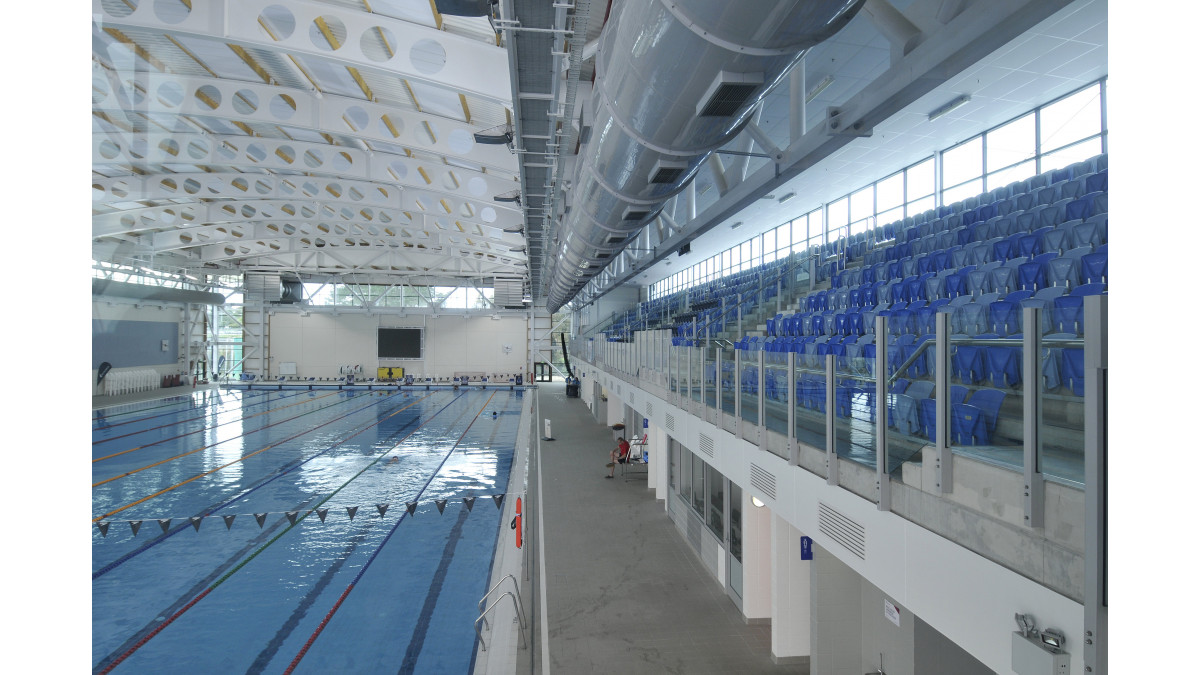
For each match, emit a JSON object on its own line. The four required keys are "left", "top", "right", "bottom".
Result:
{"left": 730, "top": 221, "right": 743, "bottom": 230}
{"left": 805, "top": 75, "right": 834, "bottom": 103}
{"left": 778, "top": 192, "right": 796, "bottom": 203}
{"left": 928, "top": 94, "right": 972, "bottom": 122}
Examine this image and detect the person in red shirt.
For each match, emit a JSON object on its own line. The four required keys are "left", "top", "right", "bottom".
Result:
{"left": 605, "top": 437, "right": 630, "bottom": 478}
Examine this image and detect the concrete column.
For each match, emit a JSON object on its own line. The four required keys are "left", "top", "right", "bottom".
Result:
{"left": 741, "top": 495, "right": 773, "bottom": 622}
{"left": 648, "top": 423, "right": 669, "bottom": 502}
{"left": 771, "top": 513, "right": 812, "bottom": 666}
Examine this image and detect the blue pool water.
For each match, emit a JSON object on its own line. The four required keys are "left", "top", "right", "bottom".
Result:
{"left": 92, "top": 387, "right": 524, "bottom": 674}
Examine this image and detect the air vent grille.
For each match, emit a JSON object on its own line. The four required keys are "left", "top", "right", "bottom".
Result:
{"left": 665, "top": 413, "right": 676, "bottom": 432}
{"left": 698, "top": 433, "right": 715, "bottom": 458}
{"left": 818, "top": 502, "right": 866, "bottom": 560}
{"left": 696, "top": 71, "right": 764, "bottom": 118}
{"left": 749, "top": 462, "right": 776, "bottom": 500}
{"left": 646, "top": 401, "right": 654, "bottom": 417}
{"left": 650, "top": 166, "right": 686, "bottom": 184}
{"left": 622, "top": 209, "right": 650, "bottom": 221}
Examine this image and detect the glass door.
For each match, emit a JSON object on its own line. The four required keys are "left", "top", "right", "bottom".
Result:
{"left": 727, "top": 480, "right": 743, "bottom": 608}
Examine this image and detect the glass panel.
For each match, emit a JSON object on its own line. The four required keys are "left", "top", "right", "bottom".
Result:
{"left": 986, "top": 160, "right": 1037, "bottom": 191}
{"left": 762, "top": 350, "right": 789, "bottom": 449}
{"left": 1041, "top": 334, "right": 1085, "bottom": 485}
{"left": 877, "top": 206, "right": 904, "bottom": 231}
{"left": 850, "top": 217, "right": 872, "bottom": 236}
{"left": 729, "top": 482, "right": 743, "bottom": 598}
{"left": 986, "top": 113, "right": 1036, "bottom": 173}
{"left": 680, "top": 447, "right": 692, "bottom": 504}
{"left": 943, "top": 136, "right": 983, "bottom": 188}
{"left": 828, "top": 197, "right": 849, "bottom": 229}
{"left": 691, "top": 452, "right": 706, "bottom": 515}
{"left": 706, "top": 465, "right": 724, "bottom": 540}
{"left": 947, "top": 335, "right": 1025, "bottom": 471}
{"left": 942, "top": 178, "right": 984, "bottom": 205}
{"left": 670, "top": 439, "right": 680, "bottom": 490}
{"left": 704, "top": 346, "right": 718, "bottom": 409}
{"left": 793, "top": 346, "right": 827, "bottom": 450}
{"left": 720, "top": 350, "right": 736, "bottom": 416}
{"left": 740, "top": 351, "right": 760, "bottom": 427}
{"left": 850, "top": 185, "right": 874, "bottom": 222}
{"left": 670, "top": 346, "right": 680, "bottom": 395}
{"left": 690, "top": 347, "right": 702, "bottom": 403}
{"left": 907, "top": 195, "right": 935, "bottom": 217}
{"left": 1040, "top": 84, "right": 1102, "bottom": 153}
{"left": 1041, "top": 138, "right": 1104, "bottom": 174}
{"left": 877, "top": 172, "right": 905, "bottom": 211}
{"left": 835, "top": 339, "right": 878, "bottom": 471}
{"left": 884, "top": 332, "right": 935, "bottom": 470}
{"left": 906, "top": 158, "right": 936, "bottom": 201}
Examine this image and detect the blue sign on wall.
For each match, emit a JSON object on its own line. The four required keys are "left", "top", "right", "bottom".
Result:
{"left": 801, "top": 536, "right": 813, "bottom": 560}
{"left": 643, "top": 417, "right": 649, "bottom": 428}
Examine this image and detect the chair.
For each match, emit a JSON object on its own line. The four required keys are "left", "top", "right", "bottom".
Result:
{"left": 1041, "top": 225, "right": 1070, "bottom": 254}
{"left": 1035, "top": 185, "right": 1058, "bottom": 206}
{"left": 989, "top": 266, "right": 1018, "bottom": 296}
{"left": 992, "top": 237, "right": 1015, "bottom": 261}
{"left": 967, "top": 269, "right": 991, "bottom": 296}
{"left": 1060, "top": 348, "right": 1086, "bottom": 396}
{"left": 985, "top": 344, "right": 1023, "bottom": 388}
{"left": 951, "top": 404, "right": 990, "bottom": 445}
{"left": 1057, "top": 177, "right": 1087, "bottom": 201}
{"left": 1051, "top": 296, "right": 1084, "bottom": 334}
{"left": 1081, "top": 251, "right": 1107, "bottom": 284}
{"left": 966, "top": 389, "right": 1007, "bottom": 442}
{"left": 1046, "top": 256, "right": 1082, "bottom": 288}
{"left": 1085, "top": 170, "right": 1108, "bottom": 194}
{"left": 955, "top": 302, "right": 990, "bottom": 336}
{"left": 989, "top": 300, "right": 1021, "bottom": 336}
{"left": 622, "top": 434, "right": 650, "bottom": 478}
{"left": 1073, "top": 216, "right": 1106, "bottom": 249}
{"left": 1071, "top": 283, "right": 1106, "bottom": 297}
{"left": 952, "top": 341, "right": 987, "bottom": 385}
{"left": 1017, "top": 261, "right": 1047, "bottom": 291}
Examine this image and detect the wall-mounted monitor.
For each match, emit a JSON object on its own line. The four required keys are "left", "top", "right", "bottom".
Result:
{"left": 378, "top": 328, "right": 423, "bottom": 359}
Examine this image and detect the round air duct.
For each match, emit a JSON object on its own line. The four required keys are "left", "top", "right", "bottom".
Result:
{"left": 547, "top": 0, "right": 865, "bottom": 312}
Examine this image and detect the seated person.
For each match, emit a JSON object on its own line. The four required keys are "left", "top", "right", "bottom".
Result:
{"left": 606, "top": 436, "right": 630, "bottom": 479}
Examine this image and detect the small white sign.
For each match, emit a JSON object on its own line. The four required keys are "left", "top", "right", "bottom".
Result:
{"left": 544, "top": 419, "right": 552, "bottom": 438}
{"left": 884, "top": 599, "right": 900, "bottom": 627}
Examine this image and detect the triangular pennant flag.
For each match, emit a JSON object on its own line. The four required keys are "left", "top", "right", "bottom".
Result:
{"left": 129, "top": 520, "right": 142, "bottom": 536}
{"left": 463, "top": 497, "right": 476, "bottom": 511}
{"left": 435, "top": 499, "right": 447, "bottom": 514}
{"left": 492, "top": 494, "right": 505, "bottom": 509}
{"left": 346, "top": 506, "right": 359, "bottom": 521}
{"left": 406, "top": 501, "right": 418, "bottom": 516}
{"left": 223, "top": 514, "right": 237, "bottom": 530}
{"left": 316, "top": 508, "right": 329, "bottom": 523}
{"left": 255, "top": 513, "right": 268, "bottom": 528}
{"left": 286, "top": 511, "right": 299, "bottom": 525}
{"left": 96, "top": 521, "right": 110, "bottom": 537}
{"left": 158, "top": 518, "right": 172, "bottom": 533}
{"left": 190, "top": 517, "right": 203, "bottom": 532}
{"left": 376, "top": 503, "right": 389, "bottom": 517}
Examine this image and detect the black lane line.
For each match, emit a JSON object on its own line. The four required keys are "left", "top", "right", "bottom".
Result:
{"left": 243, "top": 396, "right": 476, "bottom": 673}
{"left": 398, "top": 504, "right": 472, "bottom": 675}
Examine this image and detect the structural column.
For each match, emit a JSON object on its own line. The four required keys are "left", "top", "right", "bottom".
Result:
{"left": 740, "top": 494, "right": 773, "bottom": 622}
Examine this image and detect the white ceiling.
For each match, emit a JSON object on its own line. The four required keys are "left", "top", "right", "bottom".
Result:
{"left": 635, "top": 0, "right": 1108, "bottom": 288}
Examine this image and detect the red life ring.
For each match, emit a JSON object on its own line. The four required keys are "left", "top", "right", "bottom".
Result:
{"left": 515, "top": 497, "right": 523, "bottom": 549}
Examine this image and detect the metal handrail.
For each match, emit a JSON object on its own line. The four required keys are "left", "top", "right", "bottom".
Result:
{"left": 474, "top": 591, "right": 527, "bottom": 652}
{"left": 477, "top": 573, "right": 524, "bottom": 632}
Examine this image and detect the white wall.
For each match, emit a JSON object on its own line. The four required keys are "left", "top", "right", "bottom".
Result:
{"left": 267, "top": 312, "right": 528, "bottom": 378}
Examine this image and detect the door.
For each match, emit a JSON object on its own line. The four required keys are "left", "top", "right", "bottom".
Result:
{"left": 726, "top": 480, "right": 744, "bottom": 609}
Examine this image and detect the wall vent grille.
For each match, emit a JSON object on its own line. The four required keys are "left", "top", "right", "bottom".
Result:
{"left": 749, "top": 462, "right": 776, "bottom": 500}
{"left": 698, "top": 433, "right": 715, "bottom": 458}
{"left": 665, "top": 413, "right": 675, "bottom": 432}
{"left": 646, "top": 401, "right": 654, "bottom": 417}
{"left": 818, "top": 502, "right": 866, "bottom": 560}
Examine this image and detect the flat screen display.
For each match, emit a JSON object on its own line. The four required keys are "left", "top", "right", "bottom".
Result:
{"left": 378, "top": 328, "right": 422, "bottom": 359}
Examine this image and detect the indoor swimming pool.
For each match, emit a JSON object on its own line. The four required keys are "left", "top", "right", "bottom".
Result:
{"left": 92, "top": 387, "right": 525, "bottom": 674}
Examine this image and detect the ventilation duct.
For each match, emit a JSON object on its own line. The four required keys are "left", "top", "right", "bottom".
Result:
{"left": 545, "top": 0, "right": 865, "bottom": 313}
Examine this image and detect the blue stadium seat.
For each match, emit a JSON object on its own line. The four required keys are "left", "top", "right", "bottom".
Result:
{"left": 1085, "top": 169, "right": 1108, "bottom": 194}
{"left": 1071, "top": 283, "right": 1106, "bottom": 297}
{"left": 1051, "top": 167, "right": 1073, "bottom": 184}
{"left": 1035, "top": 185, "right": 1058, "bottom": 206}
{"left": 1017, "top": 233, "right": 1042, "bottom": 258}
{"left": 1041, "top": 225, "right": 1071, "bottom": 254}
{"left": 1061, "top": 348, "right": 1085, "bottom": 396}
{"left": 1013, "top": 192, "right": 1036, "bottom": 212}
{"left": 1072, "top": 216, "right": 1106, "bottom": 249}
{"left": 1017, "top": 261, "right": 1047, "bottom": 291}
{"left": 967, "top": 269, "right": 990, "bottom": 296}
{"left": 967, "top": 389, "right": 1007, "bottom": 442}
{"left": 951, "top": 404, "right": 989, "bottom": 445}
{"left": 1057, "top": 177, "right": 1087, "bottom": 201}
{"left": 954, "top": 302, "right": 990, "bottom": 336}
{"left": 985, "top": 343, "right": 1023, "bottom": 388}
{"left": 1046, "top": 256, "right": 1082, "bottom": 288}
{"left": 1081, "top": 251, "right": 1107, "bottom": 284}
{"left": 1051, "top": 296, "right": 1084, "bottom": 334}
{"left": 988, "top": 300, "right": 1021, "bottom": 336}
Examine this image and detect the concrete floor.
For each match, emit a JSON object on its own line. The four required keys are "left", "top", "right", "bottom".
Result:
{"left": 528, "top": 380, "right": 807, "bottom": 675}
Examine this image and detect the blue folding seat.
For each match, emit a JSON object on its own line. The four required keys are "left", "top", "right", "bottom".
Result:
{"left": 954, "top": 302, "right": 990, "bottom": 336}
{"left": 951, "top": 404, "right": 989, "bottom": 445}
{"left": 989, "top": 300, "right": 1022, "bottom": 336}
{"left": 1085, "top": 170, "right": 1108, "bottom": 194}
{"left": 952, "top": 340, "right": 986, "bottom": 384}
{"left": 975, "top": 202, "right": 997, "bottom": 223}
{"left": 1004, "top": 289, "right": 1034, "bottom": 304}
{"left": 944, "top": 271, "right": 968, "bottom": 300}
{"left": 1060, "top": 348, "right": 1085, "bottom": 396}
{"left": 902, "top": 256, "right": 919, "bottom": 277}
{"left": 1041, "top": 225, "right": 1071, "bottom": 254}
{"left": 966, "top": 269, "right": 991, "bottom": 296}
{"left": 824, "top": 310, "right": 840, "bottom": 335}
{"left": 1057, "top": 177, "right": 1087, "bottom": 201}
{"left": 935, "top": 230, "right": 956, "bottom": 250}
{"left": 892, "top": 394, "right": 922, "bottom": 434}
{"left": 862, "top": 265, "right": 877, "bottom": 285}
{"left": 1035, "top": 185, "right": 1058, "bottom": 206}
{"left": 1052, "top": 296, "right": 1084, "bottom": 334}
{"left": 1081, "top": 251, "right": 1107, "bottom": 284}
{"left": 988, "top": 266, "right": 1018, "bottom": 296}
{"left": 1016, "top": 232, "right": 1044, "bottom": 258}
{"left": 1029, "top": 172, "right": 1051, "bottom": 191}
{"left": 767, "top": 314, "right": 780, "bottom": 336}
{"left": 969, "top": 240, "right": 993, "bottom": 266}
{"left": 915, "top": 253, "right": 936, "bottom": 275}
{"left": 1065, "top": 194, "right": 1097, "bottom": 221}
{"left": 1017, "top": 261, "right": 1047, "bottom": 291}
{"left": 1040, "top": 199, "right": 1070, "bottom": 228}
{"left": 1046, "top": 256, "right": 1082, "bottom": 288}
{"left": 1051, "top": 167, "right": 1073, "bottom": 184}
{"left": 810, "top": 313, "right": 826, "bottom": 336}
{"left": 1013, "top": 192, "right": 1036, "bottom": 212}
{"left": 924, "top": 274, "right": 947, "bottom": 301}
{"left": 995, "top": 198, "right": 1016, "bottom": 217}
{"left": 918, "top": 398, "right": 937, "bottom": 441}
{"left": 900, "top": 275, "right": 921, "bottom": 303}
{"left": 991, "top": 236, "right": 1016, "bottom": 262}
{"left": 968, "top": 388, "right": 1007, "bottom": 443}
{"left": 1073, "top": 215, "right": 1106, "bottom": 249}
{"left": 985, "top": 343, "right": 1022, "bottom": 388}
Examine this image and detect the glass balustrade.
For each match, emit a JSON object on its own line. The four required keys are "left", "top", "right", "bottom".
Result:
{"left": 793, "top": 345, "right": 827, "bottom": 451}
{"left": 835, "top": 340, "right": 878, "bottom": 471}
{"left": 739, "top": 352, "right": 760, "bottom": 428}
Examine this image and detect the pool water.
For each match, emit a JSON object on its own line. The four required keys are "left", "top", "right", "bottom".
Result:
{"left": 92, "top": 387, "right": 524, "bottom": 674}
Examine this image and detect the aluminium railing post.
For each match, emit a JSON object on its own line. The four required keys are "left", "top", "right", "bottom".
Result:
{"left": 1083, "top": 294, "right": 1108, "bottom": 675}
{"left": 737, "top": 293, "right": 744, "bottom": 336}
{"left": 934, "top": 310, "right": 952, "bottom": 495}
{"left": 875, "top": 315, "right": 890, "bottom": 510}
{"left": 1022, "top": 306, "right": 1045, "bottom": 529}
{"left": 787, "top": 350, "right": 797, "bottom": 465}
{"left": 686, "top": 344, "right": 693, "bottom": 413}
{"left": 825, "top": 353, "right": 838, "bottom": 486}
{"left": 716, "top": 347, "right": 724, "bottom": 426}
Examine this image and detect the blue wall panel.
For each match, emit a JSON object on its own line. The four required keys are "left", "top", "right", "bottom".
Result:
{"left": 92, "top": 319, "right": 177, "bottom": 369}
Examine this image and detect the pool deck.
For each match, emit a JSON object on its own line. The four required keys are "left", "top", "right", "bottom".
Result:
{"left": 526, "top": 380, "right": 806, "bottom": 675}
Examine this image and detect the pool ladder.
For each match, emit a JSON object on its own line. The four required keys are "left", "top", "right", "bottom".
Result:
{"left": 474, "top": 574, "right": 527, "bottom": 652}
